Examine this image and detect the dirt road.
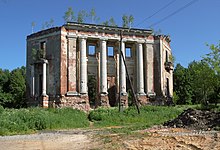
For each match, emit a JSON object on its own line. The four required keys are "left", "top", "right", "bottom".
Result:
{"left": 0, "top": 129, "right": 100, "bottom": 150}
{"left": 0, "top": 127, "right": 219, "bottom": 150}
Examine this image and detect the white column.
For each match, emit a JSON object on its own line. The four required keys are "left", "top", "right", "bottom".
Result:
{"left": 136, "top": 43, "right": 145, "bottom": 95}
{"left": 79, "top": 37, "right": 87, "bottom": 94}
{"left": 31, "top": 65, "right": 35, "bottom": 96}
{"left": 42, "top": 60, "right": 48, "bottom": 96}
{"left": 120, "top": 41, "right": 126, "bottom": 94}
{"left": 100, "top": 39, "right": 108, "bottom": 94}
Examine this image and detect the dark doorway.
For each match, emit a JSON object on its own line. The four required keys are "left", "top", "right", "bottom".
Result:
{"left": 166, "top": 78, "right": 170, "bottom": 97}
{"left": 88, "top": 75, "right": 97, "bottom": 108}
{"left": 39, "top": 74, "right": 43, "bottom": 96}
{"left": 107, "top": 76, "right": 117, "bottom": 107}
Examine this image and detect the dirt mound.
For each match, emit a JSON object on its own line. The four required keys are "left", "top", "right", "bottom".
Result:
{"left": 164, "top": 108, "right": 220, "bottom": 130}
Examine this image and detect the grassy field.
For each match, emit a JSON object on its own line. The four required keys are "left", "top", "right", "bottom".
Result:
{"left": 1, "top": 104, "right": 218, "bottom": 136}
{"left": 0, "top": 106, "right": 89, "bottom": 135}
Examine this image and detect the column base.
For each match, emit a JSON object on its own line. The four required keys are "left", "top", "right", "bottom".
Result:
{"left": 42, "top": 95, "right": 49, "bottom": 108}
{"left": 66, "top": 91, "right": 80, "bottom": 96}
{"left": 120, "top": 95, "right": 128, "bottom": 108}
{"left": 99, "top": 93, "right": 110, "bottom": 107}
{"left": 136, "top": 94, "right": 149, "bottom": 105}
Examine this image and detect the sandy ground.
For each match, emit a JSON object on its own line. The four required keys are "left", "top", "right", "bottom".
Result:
{"left": 0, "top": 129, "right": 100, "bottom": 150}
{"left": 0, "top": 127, "right": 219, "bottom": 150}
{"left": 122, "top": 127, "right": 220, "bottom": 150}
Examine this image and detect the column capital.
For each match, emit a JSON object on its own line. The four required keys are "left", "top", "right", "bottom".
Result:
{"left": 135, "top": 41, "right": 145, "bottom": 44}
{"left": 66, "top": 35, "right": 77, "bottom": 39}
{"left": 145, "top": 40, "right": 154, "bottom": 44}
{"left": 78, "top": 36, "right": 88, "bottom": 40}
{"left": 42, "top": 59, "right": 48, "bottom": 64}
{"left": 99, "top": 38, "right": 108, "bottom": 41}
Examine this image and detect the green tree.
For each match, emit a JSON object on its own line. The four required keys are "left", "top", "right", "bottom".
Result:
{"left": 42, "top": 18, "right": 54, "bottom": 30}
{"left": 109, "top": 17, "right": 117, "bottom": 27}
{"left": 102, "top": 17, "right": 117, "bottom": 27}
{"left": 188, "top": 61, "right": 215, "bottom": 105}
{"left": 122, "top": 14, "right": 134, "bottom": 28}
{"left": 0, "top": 67, "right": 26, "bottom": 108}
{"left": 203, "top": 42, "right": 220, "bottom": 105}
{"left": 63, "top": 7, "right": 75, "bottom": 23}
{"left": 89, "top": 8, "right": 99, "bottom": 23}
{"left": 8, "top": 67, "right": 26, "bottom": 108}
{"left": 31, "top": 21, "right": 36, "bottom": 33}
{"left": 128, "top": 15, "right": 134, "bottom": 28}
{"left": 173, "top": 63, "right": 192, "bottom": 104}
{"left": 122, "top": 14, "right": 129, "bottom": 28}
{"left": 77, "top": 10, "right": 87, "bottom": 23}
{"left": 0, "top": 69, "right": 12, "bottom": 107}
{"left": 102, "top": 20, "right": 109, "bottom": 26}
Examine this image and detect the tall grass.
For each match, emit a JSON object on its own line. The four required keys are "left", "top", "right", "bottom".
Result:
{"left": 89, "top": 106, "right": 184, "bottom": 132}
{"left": 0, "top": 107, "right": 89, "bottom": 135}
{"left": 0, "top": 105, "right": 189, "bottom": 136}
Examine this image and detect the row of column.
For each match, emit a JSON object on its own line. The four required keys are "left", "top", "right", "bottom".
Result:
{"left": 67, "top": 36, "right": 154, "bottom": 96}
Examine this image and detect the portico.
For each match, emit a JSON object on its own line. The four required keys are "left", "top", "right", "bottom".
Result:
{"left": 26, "top": 22, "right": 173, "bottom": 111}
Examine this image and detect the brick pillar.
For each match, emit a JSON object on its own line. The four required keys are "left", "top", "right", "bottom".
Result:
{"left": 66, "top": 35, "right": 78, "bottom": 96}
{"left": 145, "top": 43, "right": 155, "bottom": 97}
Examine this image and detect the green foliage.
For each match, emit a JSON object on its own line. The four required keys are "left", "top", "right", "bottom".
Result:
{"left": 109, "top": 17, "right": 117, "bottom": 27}
{"left": 174, "top": 49, "right": 220, "bottom": 106}
{"left": 32, "top": 48, "right": 45, "bottom": 61}
{"left": 188, "top": 60, "right": 215, "bottom": 104}
{"left": 77, "top": 10, "right": 87, "bottom": 23}
{"left": 122, "top": 15, "right": 128, "bottom": 28}
{"left": 89, "top": 106, "right": 183, "bottom": 130}
{"left": 63, "top": 7, "right": 75, "bottom": 23}
{"left": 42, "top": 18, "right": 54, "bottom": 30}
{"left": 89, "top": 8, "right": 100, "bottom": 23}
{"left": 102, "top": 20, "right": 109, "bottom": 26}
{"left": 102, "top": 17, "right": 118, "bottom": 27}
{"left": 150, "top": 28, "right": 162, "bottom": 35}
{"left": 0, "top": 67, "right": 26, "bottom": 108}
{"left": 0, "top": 107, "right": 89, "bottom": 135}
{"left": 173, "top": 64, "right": 192, "bottom": 105}
{"left": 122, "top": 14, "right": 134, "bottom": 28}
{"left": 203, "top": 42, "right": 220, "bottom": 105}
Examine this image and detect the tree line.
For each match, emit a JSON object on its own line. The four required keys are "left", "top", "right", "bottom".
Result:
{"left": 173, "top": 42, "right": 220, "bottom": 106}
{"left": 0, "top": 67, "right": 26, "bottom": 108}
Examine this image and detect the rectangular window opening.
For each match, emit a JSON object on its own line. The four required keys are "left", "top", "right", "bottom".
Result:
{"left": 39, "top": 41, "right": 46, "bottom": 58}
{"left": 108, "top": 46, "right": 114, "bottom": 57}
{"left": 88, "top": 45, "right": 96, "bottom": 56}
{"left": 166, "top": 50, "right": 169, "bottom": 62}
{"left": 125, "top": 47, "right": 132, "bottom": 58}
{"left": 40, "top": 41, "right": 46, "bottom": 50}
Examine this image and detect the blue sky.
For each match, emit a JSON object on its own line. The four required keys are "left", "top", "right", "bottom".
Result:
{"left": 0, "top": 0, "right": 219, "bottom": 70}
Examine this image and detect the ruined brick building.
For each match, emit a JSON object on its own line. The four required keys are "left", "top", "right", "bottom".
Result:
{"left": 26, "top": 22, "right": 173, "bottom": 111}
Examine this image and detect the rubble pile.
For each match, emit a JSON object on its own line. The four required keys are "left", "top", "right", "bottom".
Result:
{"left": 164, "top": 108, "right": 220, "bottom": 130}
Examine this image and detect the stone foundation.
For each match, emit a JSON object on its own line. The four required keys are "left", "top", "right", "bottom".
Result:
{"left": 99, "top": 94, "right": 110, "bottom": 107}
{"left": 120, "top": 95, "right": 128, "bottom": 108}
{"left": 53, "top": 95, "right": 90, "bottom": 112}
{"left": 136, "top": 95, "right": 149, "bottom": 105}
{"left": 42, "top": 95, "right": 49, "bottom": 108}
